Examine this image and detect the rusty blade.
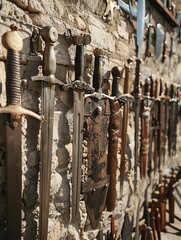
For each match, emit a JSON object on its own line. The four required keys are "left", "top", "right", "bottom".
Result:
{"left": 0, "top": 26, "right": 42, "bottom": 240}
{"left": 82, "top": 179, "right": 109, "bottom": 229}
{"left": 83, "top": 48, "right": 112, "bottom": 229}
{"left": 5, "top": 121, "right": 21, "bottom": 240}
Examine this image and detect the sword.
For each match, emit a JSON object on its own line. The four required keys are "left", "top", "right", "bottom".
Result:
{"left": 133, "top": 0, "right": 145, "bottom": 192}
{"left": 83, "top": 48, "right": 114, "bottom": 229}
{"left": 106, "top": 66, "right": 121, "bottom": 211}
{"left": 63, "top": 34, "right": 93, "bottom": 228}
{"left": 31, "top": 26, "right": 63, "bottom": 239}
{"left": 120, "top": 58, "right": 133, "bottom": 194}
{"left": 0, "top": 25, "right": 42, "bottom": 240}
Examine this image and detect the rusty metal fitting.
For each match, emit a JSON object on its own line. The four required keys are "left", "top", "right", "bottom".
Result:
{"left": 72, "top": 35, "right": 84, "bottom": 45}
{"left": 93, "top": 47, "right": 104, "bottom": 57}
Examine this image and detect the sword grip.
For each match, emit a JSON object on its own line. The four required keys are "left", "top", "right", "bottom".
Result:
{"left": 93, "top": 48, "right": 104, "bottom": 92}
{"left": 75, "top": 41, "right": 84, "bottom": 81}
{"left": 2, "top": 25, "right": 23, "bottom": 105}
{"left": 111, "top": 66, "right": 121, "bottom": 97}
{"left": 73, "top": 35, "right": 84, "bottom": 81}
{"left": 41, "top": 26, "right": 58, "bottom": 77}
{"left": 144, "top": 77, "right": 151, "bottom": 97}
{"left": 134, "top": 58, "right": 142, "bottom": 95}
{"left": 124, "top": 58, "right": 133, "bottom": 94}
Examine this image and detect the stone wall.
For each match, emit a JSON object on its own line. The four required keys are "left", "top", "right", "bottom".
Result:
{"left": 0, "top": 0, "right": 181, "bottom": 239}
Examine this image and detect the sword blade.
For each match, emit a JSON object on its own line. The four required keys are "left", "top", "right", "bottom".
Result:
{"left": 137, "top": 0, "right": 145, "bottom": 58}
{"left": 134, "top": 97, "right": 141, "bottom": 191}
{"left": 39, "top": 82, "right": 55, "bottom": 239}
{"left": 71, "top": 90, "right": 84, "bottom": 226}
{"left": 6, "top": 121, "right": 21, "bottom": 240}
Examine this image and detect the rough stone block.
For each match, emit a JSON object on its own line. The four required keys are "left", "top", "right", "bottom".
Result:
{"left": 89, "top": 25, "right": 115, "bottom": 52}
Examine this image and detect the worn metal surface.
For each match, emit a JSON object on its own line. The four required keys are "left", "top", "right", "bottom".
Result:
{"left": 132, "top": 59, "right": 142, "bottom": 192}
{"left": 106, "top": 66, "right": 121, "bottom": 211}
{"left": 140, "top": 78, "right": 153, "bottom": 178}
{"left": 146, "top": 6, "right": 154, "bottom": 57}
{"left": 120, "top": 58, "right": 133, "bottom": 193}
{"left": 5, "top": 122, "right": 21, "bottom": 240}
{"left": 83, "top": 95, "right": 110, "bottom": 228}
{"left": 155, "top": 23, "right": 165, "bottom": 61}
{"left": 117, "top": 0, "right": 137, "bottom": 18}
{"left": 63, "top": 34, "right": 93, "bottom": 228}
{"left": 136, "top": 0, "right": 145, "bottom": 59}
{"left": 31, "top": 26, "right": 62, "bottom": 240}
{"left": 0, "top": 26, "right": 42, "bottom": 240}
{"left": 83, "top": 48, "right": 112, "bottom": 229}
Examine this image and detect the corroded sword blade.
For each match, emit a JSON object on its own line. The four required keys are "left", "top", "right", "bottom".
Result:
{"left": 63, "top": 34, "right": 93, "bottom": 228}
{"left": 83, "top": 48, "right": 114, "bottom": 229}
{"left": 31, "top": 26, "right": 63, "bottom": 240}
{"left": 119, "top": 58, "right": 133, "bottom": 195}
{"left": 0, "top": 26, "right": 42, "bottom": 240}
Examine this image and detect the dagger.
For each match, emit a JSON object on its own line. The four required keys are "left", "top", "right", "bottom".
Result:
{"left": 31, "top": 26, "right": 63, "bottom": 240}
{"left": 120, "top": 58, "right": 133, "bottom": 194}
{"left": 140, "top": 78, "right": 153, "bottom": 178}
{"left": 133, "top": 0, "right": 145, "bottom": 192}
{"left": 0, "top": 25, "right": 42, "bottom": 240}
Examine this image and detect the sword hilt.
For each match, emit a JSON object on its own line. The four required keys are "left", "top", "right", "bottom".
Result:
{"left": 41, "top": 26, "right": 58, "bottom": 77}
{"left": 0, "top": 25, "right": 43, "bottom": 127}
{"left": 63, "top": 34, "right": 93, "bottom": 93}
{"left": 31, "top": 26, "right": 64, "bottom": 87}
{"left": 73, "top": 34, "right": 91, "bottom": 81}
{"left": 93, "top": 48, "right": 104, "bottom": 93}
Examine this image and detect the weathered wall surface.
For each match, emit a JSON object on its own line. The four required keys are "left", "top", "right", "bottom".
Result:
{"left": 0, "top": 0, "right": 181, "bottom": 239}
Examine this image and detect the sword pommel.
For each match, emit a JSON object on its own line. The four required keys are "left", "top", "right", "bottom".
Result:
{"left": 41, "top": 26, "right": 58, "bottom": 43}
{"left": 72, "top": 34, "right": 91, "bottom": 46}
{"left": 2, "top": 24, "right": 23, "bottom": 52}
{"left": 84, "top": 34, "right": 91, "bottom": 45}
{"left": 72, "top": 35, "right": 84, "bottom": 45}
{"left": 127, "top": 57, "right": 133, "bottom": 66}
{"left": 93, "top": 48, "right": 104, "bottom": 57}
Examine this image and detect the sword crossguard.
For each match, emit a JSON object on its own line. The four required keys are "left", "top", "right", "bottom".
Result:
{"left": 118, "top": 93, "right": 135, "bottom": 106}
{"left": 0, "top": 105, "right": 43, "bottom": 127}
{"left": 63, "top": 80, "right": 94, "bottom": 93}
